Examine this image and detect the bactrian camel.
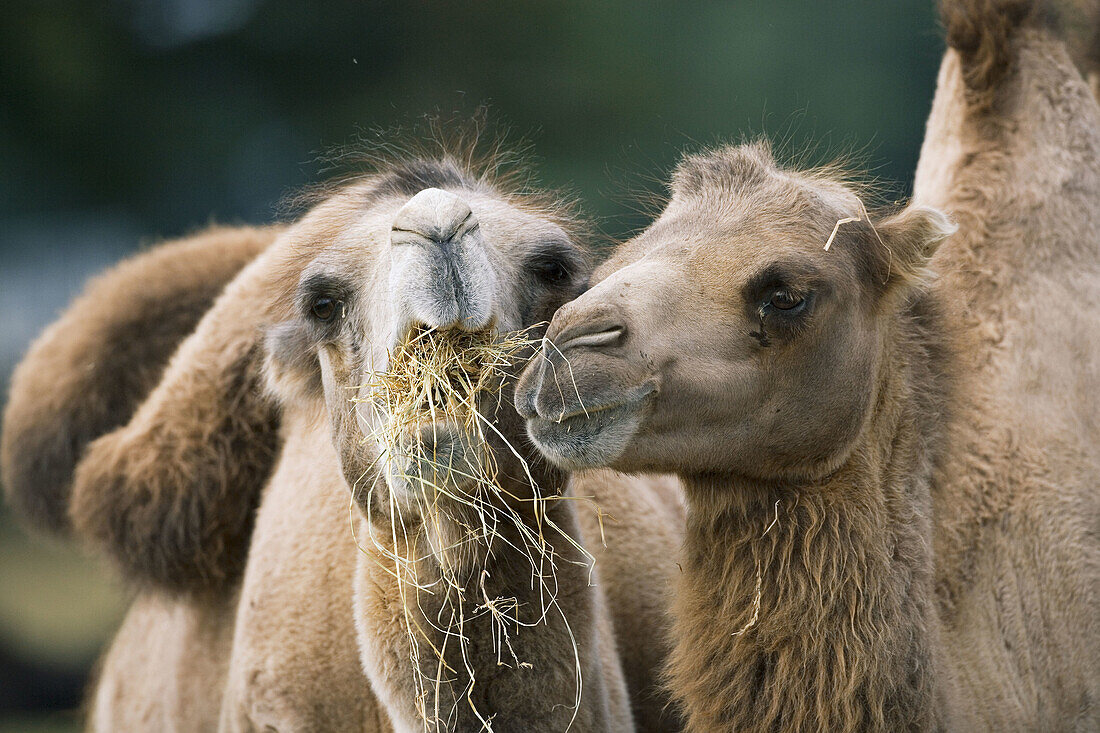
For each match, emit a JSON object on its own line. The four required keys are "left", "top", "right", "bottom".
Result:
{"left": 3, "top": 152, "right": 683, "bottom": 731}
{"left": 517, "top": 1, "right": 1100, "bottom": 729}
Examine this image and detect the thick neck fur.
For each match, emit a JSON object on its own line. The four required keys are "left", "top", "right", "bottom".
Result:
{"left": 670, "top": 292, "right": 953, "bottom": 732}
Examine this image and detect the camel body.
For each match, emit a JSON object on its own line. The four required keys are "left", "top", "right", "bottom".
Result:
{"left": 3, "top": 158, "right": 683, "bottom": 731}
{"left": 515, "top": 2, "right": 1100, "bottom": 729}
{"left": 913, "top": 28, "right": 1100, "bottom": 727}
{"left": 221, "top": 402, "right": 680, "bottom": 732}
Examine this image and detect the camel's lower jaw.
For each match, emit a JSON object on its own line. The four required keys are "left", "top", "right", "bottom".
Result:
{"left": 381, "top": 422, "right": 485, "bottom": 507}
{"left": 524, "top": 399, "right": 645, "bottom": 471}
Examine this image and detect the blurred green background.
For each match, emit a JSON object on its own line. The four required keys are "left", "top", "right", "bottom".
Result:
{"left": 0, "top": 0, "right": 943, "bottom": 729}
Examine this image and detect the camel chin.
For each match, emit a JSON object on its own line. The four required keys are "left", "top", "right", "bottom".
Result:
{"left": 380, "top": 420, "right": 483, "bottom": 505}
{"left": 516, "top": 328, "right": 658, "bottom": 471}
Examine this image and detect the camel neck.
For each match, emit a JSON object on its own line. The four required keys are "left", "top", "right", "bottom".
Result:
{"left": 672, "top": 318, "right": 948, "bottom": 731}
{"left": 364, "top": 443, "right": 574, "bottom": 578}
{"left": 353, "top": 454, "right": 601, "bottom": 732}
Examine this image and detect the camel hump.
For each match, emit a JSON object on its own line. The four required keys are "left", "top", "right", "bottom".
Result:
{"left": 0, "top": 225, "right": 277, "bottom": 536}
{"left": 941, "top": 0, "right": 1059, "bottom": 94}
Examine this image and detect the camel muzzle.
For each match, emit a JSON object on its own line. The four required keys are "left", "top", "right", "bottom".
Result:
{"left": 389, "top": 187, "right": 497, "bottom": 333}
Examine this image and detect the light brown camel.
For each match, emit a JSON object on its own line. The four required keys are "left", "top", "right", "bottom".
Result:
{"left": 516, "top": 1, "right": 1100, "bottom": 730}
{"left": 0, "top": 226, "right": 276, "bottom": 731}
{"left": 47, "top": 154, "right": 681, "bottom": 729}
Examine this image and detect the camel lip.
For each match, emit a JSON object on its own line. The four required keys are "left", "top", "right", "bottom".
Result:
{"left": 392, "top": 417, "right": 477, "bottom": 446}
{"left": 382, "top": 419, "right": 483, "bottom": 498}
{"left": 538, "top": 397, "right": 630, "bottom": 424}
{"left": 525, "top": 402, "right": 632, "bottom": 439}
{"left": 528, "top": 379, "right": 657, "bottom": 424}
{"left": 523, "top": 396, "right": 647, "bottom": 471}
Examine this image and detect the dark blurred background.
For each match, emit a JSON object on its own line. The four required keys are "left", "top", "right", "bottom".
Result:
{"left": 0, "top": 1, "right": 942, "bottom": 729}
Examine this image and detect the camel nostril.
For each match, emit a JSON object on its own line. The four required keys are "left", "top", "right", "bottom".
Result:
{"left": 543, "top": 300, "right": 627, "bottom": 356}
{"left": 546, "top": 322, "right": 626, "bottom": 355}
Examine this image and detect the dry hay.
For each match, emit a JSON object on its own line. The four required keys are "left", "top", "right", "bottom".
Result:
{"left": 350, "top": 324, "right": 598, "bottom": 731}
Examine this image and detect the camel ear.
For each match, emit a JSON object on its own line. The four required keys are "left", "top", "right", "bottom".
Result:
{"left": 264, "top": 320, "right": 322, "bottom": 405}
{"left": 0, "top": 226, "right": 274, "bottom": 537}
{"left": 873, "top": 205, "right": 957, "bottom": 290}
{"left": 69, "top": 247, "right": 288, "bottom": 594}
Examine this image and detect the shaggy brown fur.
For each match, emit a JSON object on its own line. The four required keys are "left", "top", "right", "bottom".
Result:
{"left": 66, "top": 237, "right": 290, "bottom": 593}
{"left": 0, "top": 225, "right": 277, "bottom": 731}
{"left": 942, "top": 0, "right": 1056, "bottom": 105}
{"left": 1052, "top": 0, "right": 1100, "bottom": 83}
{"left": 1, "top": 226, "right": 275, "bottom": 535}
{"left": 915, "top": 0, "right": 1100, "bottom": 726}
{"left": 516, "top": 1, "right": 1100, "bottom": 729}
{"left": 668, "top": 299, "right": 953, "bottom": 730}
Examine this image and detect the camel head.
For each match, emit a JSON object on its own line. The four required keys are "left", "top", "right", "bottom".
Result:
{"left": 265, "top": 160, "right": 589, "bottom": 523}
{"left": 517, "top": 142, "right": 955, "bottom": 481}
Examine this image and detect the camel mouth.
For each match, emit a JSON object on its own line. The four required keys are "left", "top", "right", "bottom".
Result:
{"left": 528, "top": 389, "right": 648, "bottom": 424}
{"left": 389, "top": 323, "right": 496, "bottom": 421}
{"left": 360, "top": 322, "right": 537, "bottom": 501}
{"left": 384, "top": 420, "right": 484, "bottom": 499}
{"left": 524, "top": 395, "right": 649, "bottom": 470}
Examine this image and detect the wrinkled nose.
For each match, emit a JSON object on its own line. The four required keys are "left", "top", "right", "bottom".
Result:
{"left": 515, "top": 300, "right": 626, "bottom": 420}
{"left": 390, "top": 188, "right": 496, "bottom": 332}
{"left": 391, "top": 188, "right": 474, "bottom": 245}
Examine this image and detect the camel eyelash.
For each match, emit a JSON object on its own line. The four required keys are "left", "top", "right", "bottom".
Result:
{"left": 297, "top": 273, "right": 353, "bottom": 325}
{"left": 760, "top": 287, "right": 810, "bottom": 315}
{"left": 749, "top": 289, "right": 814, "bottom": 348}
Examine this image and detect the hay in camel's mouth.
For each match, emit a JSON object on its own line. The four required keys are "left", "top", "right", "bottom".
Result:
{"left": 351, "top": 323, "right": 598, "bottom": 731}
{"left": 370, "top": 323, "right": 522, "bottom": 440}
{"left": 364, "top": 323, "right": 532, "bottom": 502}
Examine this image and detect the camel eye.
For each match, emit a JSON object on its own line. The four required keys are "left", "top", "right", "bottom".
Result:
{"left": 311, "top": 297, "right": 340, "bottom": 322}
{"left": 531, "top": 257, "right": 572, "bottom": 285}
{"left": 768, "top": 288, "right": 804, "bottom": 311}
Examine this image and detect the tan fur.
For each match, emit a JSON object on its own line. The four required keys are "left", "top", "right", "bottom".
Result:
{"left": 1, "top": 227, "right": 280, "bottom": 732}
{"left": 1051, "top": 0, "right": 1100, "bottom": 83}
{"left": 53, "top": 155, "right": 681, "bottom": 730}
{"left": 218, "top": 407, "right": 391, "bottom": 731}
{"left": 515, "top": 1, "right": 1099, "bottom": 729}
{"left": 914, "top": 1, "right": 1100, "bottom": 726}
{"left": 1, "top": 225, "right": 275, "bottom": 535}
{"left": 0, "top": 226, "right": 278, "bottom": 731}
{"left": 89, "top": 591, "right": 239, "bottom": 732}
{"left": 520, "top": 146, "right": 959, "bottom": 731}
{"left": 573, "top": 470, "right": 683, "bottom": 729}
{"left": 219, "top": 403, "right": 678, "bottom": 731}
